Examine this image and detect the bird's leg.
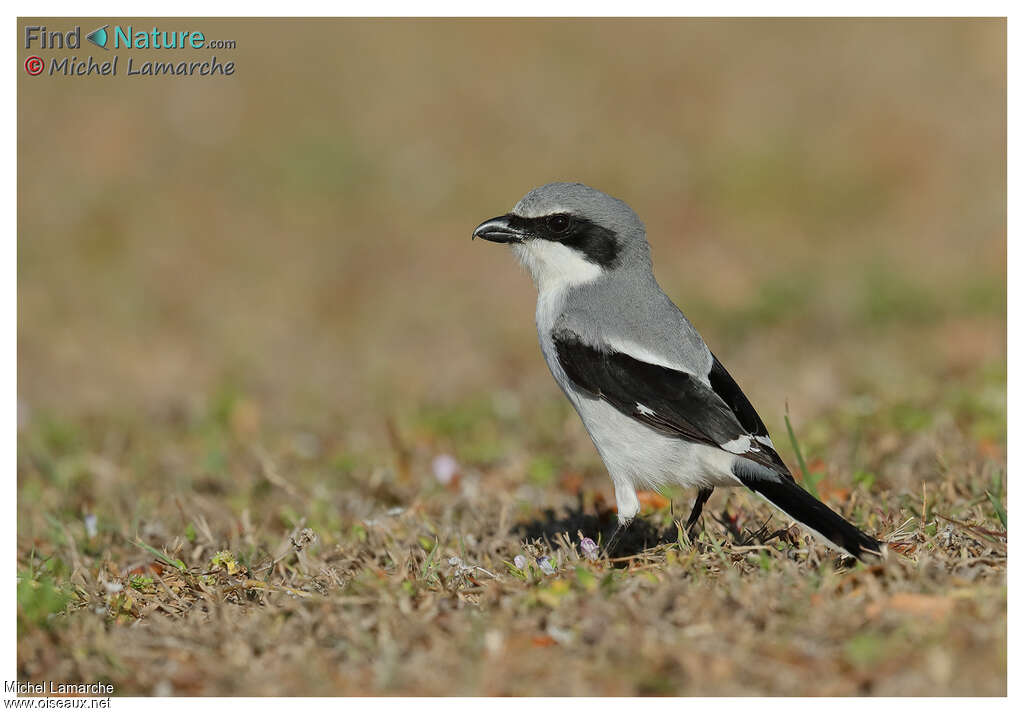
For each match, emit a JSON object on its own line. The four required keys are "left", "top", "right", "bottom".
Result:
{"left": 603, "top": 481, "right": 640, "bottom": 558}
{"left": 602, "top": 519, "right": 631, "bottom": 559}
{"left": 685, "top": 487, "right": 714, "bottom": 542}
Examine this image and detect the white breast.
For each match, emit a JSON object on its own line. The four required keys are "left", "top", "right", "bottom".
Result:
{"left": 573, "top": 396, "right": 740, "bottom": 491}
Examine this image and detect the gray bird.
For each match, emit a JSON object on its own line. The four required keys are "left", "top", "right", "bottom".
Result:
{"left": 473, "top": 182, "right": 882, "bottom": 561}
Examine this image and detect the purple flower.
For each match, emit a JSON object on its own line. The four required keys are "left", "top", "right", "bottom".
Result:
{"left": 537, "top": 556, "right": 555, "bottom": 575}
{"left": 513, "top": 555, "right": 527, "bottom": 571}
{"left": 579, "top": 536, "right": 599, "bottom": 561}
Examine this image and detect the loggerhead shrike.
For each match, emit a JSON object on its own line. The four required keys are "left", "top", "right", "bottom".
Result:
{"left": 473, "top": 182, "right": 882, "bottom": 561}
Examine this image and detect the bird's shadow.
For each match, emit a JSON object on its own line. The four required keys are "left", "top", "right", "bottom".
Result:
{"left": 514, "top": 499, "right": 801, "bottom": 563}
{"left": 515, "top": 502, "right": 677, "bottom": 560}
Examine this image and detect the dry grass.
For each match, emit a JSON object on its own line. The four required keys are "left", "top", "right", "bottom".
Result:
{"left": 17, "top": 18, "right": 1005, "bottom": 696}
{"left": 17, "top": 413, "right": 1006, "bottom": 695}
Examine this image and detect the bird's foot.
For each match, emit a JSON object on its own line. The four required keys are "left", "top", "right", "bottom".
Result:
{"left": 601, "top": 520, "right": 631, "bottom": 559}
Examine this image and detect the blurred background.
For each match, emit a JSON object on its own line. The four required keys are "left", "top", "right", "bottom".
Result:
{"left": 19, "top": 19, "right": 1005, "bottom": 436}
{"left": 16, "top": 18, "right": 1006, "bottom": 696}
{"left": 19, "top": 19, "right": 1004, "bottom": 435}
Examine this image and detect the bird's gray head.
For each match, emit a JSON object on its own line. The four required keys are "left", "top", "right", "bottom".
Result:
{"left": 472, "top": 182, "right": 650, "bottom": 292}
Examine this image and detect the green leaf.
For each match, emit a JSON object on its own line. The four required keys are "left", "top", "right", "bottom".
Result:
{"left": 17, "top": 571, "right": 72, "bottom": 631}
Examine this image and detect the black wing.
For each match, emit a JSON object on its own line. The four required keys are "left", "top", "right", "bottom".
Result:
{"left": 707, "top": 353, "right": 770, "bottom": 439}
{"left": 553, "top": 330, "right": 790, "bottom": 475}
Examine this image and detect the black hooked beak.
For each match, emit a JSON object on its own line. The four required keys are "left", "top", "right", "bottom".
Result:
{"left": 472, "top": 214, "right": 527, "bottom": 244}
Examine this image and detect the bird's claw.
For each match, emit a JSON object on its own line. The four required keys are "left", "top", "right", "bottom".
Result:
{"left": 601, "top": 520, "right": 631, "bottom": 559}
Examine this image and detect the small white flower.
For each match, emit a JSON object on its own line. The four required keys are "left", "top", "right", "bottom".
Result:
{"left": 432, "top": 454, "right": 459, "bottom": 485}
{"left": 84, "top": 514, "right": 98, "bottom": 538}
{"left": 513, "top": 555, "right": 527, "bottom": 570}
{"left": 537, "top": 556, "right": 555, "bottom": 575}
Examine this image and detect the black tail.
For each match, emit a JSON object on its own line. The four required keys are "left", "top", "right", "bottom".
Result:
{"left": 735, "top": 467, "right": 883, "bottom": 561}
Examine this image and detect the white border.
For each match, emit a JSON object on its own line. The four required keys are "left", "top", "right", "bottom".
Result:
{"left": 8, "top": 6, "right": 1013, "bottom": 711}
{"left": 6, "top": 3, "right": 1017, "bottom": 17}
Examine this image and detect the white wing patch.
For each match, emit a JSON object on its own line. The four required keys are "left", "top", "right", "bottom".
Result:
{"left": 720, "top": 435, "right": 753, "bottom": 454}
{"left": 635, "top": 403, "right": 655, "bottom": 416}
{"left": 755, "top": 435, "right": 774, "bottom": 449}
{"left": 604, "top": 337, "right": 698, "bottom": 377}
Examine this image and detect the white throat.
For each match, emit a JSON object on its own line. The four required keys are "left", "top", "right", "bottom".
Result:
{"left": 511, "top": 240, "right": 603, "bottom": 295}
{"left": 512, "top": 240, "right": 603, "bottom": 340}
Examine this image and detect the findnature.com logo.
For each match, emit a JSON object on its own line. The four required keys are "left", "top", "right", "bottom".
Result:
{"left": 25, "top": 24, "right": 236, "bottom": 51}
{"left": 24, "top": 23, "right": 237, "bottom": 77}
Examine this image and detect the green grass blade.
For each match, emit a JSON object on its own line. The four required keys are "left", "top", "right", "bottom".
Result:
{"left": 784, "top": 411, "right": 818, "bottom": 498}
{"left": 420, "top": 537, "right": 440, "bottom": 579}
{"left": 985, "top": 491, "right": 1007, "bottom": 528}
{"left": 134, "top": 540, "right": 186, "bottom": 572}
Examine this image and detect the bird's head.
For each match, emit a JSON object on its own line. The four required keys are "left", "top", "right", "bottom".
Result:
{"left": 472, "top": 182, "right": 649, "bottom": 291}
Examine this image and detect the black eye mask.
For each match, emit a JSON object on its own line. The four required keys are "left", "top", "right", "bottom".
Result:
{"left": 506, "top": 213, "right": 622, "bottom": 268}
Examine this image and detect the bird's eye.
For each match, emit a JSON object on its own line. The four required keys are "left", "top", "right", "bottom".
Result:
{"left": 546, "top": 214, "right": 573, "bottom": 234}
